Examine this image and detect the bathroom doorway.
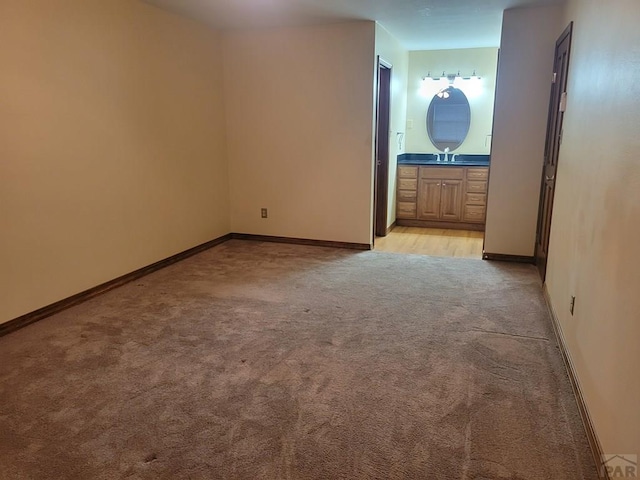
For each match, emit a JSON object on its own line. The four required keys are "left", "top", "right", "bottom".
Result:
{"left": 375, "top": 227, "right": 484, "bottom": 258}
{"left": 374, "top": 47, "right": 499, "bottom": 259}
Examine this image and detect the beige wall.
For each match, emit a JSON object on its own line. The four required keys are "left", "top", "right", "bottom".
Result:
{"left": 546, "top": 0, "right": 640, "bottom": 455}
{"left": 0, "top": 0, "right": 229, "bottom": 324}
{"left": 223, "top": 22, "right": 376, "bottom": 245}
{"left": 406, "top": 48, "right": 498, "bottom": 155}
{"left": 484, "top": 6, "right": 562, "bottom": 256}
{"left": 374, "top": 24, "right": 409, "bottom": 229}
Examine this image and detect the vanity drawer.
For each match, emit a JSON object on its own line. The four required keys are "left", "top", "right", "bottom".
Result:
{"left": 463, "top": 205, "right": 486, "bottom": 223}
{"left": 465, "top": 193, "right": 486, "bottom": 205}
{"left": 466, "top": 180, "right": 487, "bottom": 193}
{"left": 397, "top": 189, "right": 417, "bottom": 202}
{"left": 398, "top": 166, "right": 418, "bottom": 179}
{"left": 467, "top": 168, "right": 489, "bottom": 180}
{"left": 397, "top": 202, "right": 417, "bottom": 219}
{"left": 398, "top": 178, "right": 418, "bottom": 191}
{"left": 419, "top": 167, "right": 464, "bottom": 180}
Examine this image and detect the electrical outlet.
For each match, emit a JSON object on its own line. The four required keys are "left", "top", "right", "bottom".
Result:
{"left": 261, "top": 208, "right": 268, "bottom": 219}
{"left": 570, "top": 296, "right": 575, "bottom": 315}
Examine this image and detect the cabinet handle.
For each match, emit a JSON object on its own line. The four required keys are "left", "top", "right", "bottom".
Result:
{"left": 442, "top": 183, "right": 446, "bottom": 187}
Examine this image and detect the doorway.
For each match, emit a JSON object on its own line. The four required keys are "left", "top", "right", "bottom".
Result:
{"left": 373, "top": 58, "right": 391, "bottom": 240}
{"left": 375, "top": 227, "right": 484, "bottom": 258}
{"left": 376, "top": 51, "right": 499, "bottom": 259}
{"left": 535, "top": 23, "right": 573, "bottom": 280}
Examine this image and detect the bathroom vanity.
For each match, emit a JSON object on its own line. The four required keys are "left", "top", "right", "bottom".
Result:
{"left": 396, "top": 154, "right": 489, "bottom": 231}
{"left": 397, "top": 83, "right": 492, "bottom": 230}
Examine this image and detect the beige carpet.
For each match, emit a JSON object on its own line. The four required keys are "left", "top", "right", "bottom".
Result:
{"left": 0, "top": 240, "right": 598, "bottom": 479}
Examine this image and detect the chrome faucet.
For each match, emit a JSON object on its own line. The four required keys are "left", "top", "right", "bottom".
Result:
{"left": 443, "top": 147, "right": 450, "bottom": 162}
{"left": 451, "top": 153, "right": 457, "bottom": 163}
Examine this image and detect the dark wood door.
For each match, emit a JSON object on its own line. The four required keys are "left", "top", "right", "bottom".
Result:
{"left": 536, "top": 23, "right": 573, "bottom": 280}
{"left": 374, "top": 60, "right": 391, "bottom": 238}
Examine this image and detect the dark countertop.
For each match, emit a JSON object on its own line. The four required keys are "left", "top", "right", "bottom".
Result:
{"left": 398, "top": 153, "right": 490, "bottom": 167}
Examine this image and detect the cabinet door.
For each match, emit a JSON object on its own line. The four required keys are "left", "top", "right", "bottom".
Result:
{"left": 417, "top": 178, "right": 441, "bottom": 220}
{"left": 440, "top": 179, "right": 463, "bottom": 221}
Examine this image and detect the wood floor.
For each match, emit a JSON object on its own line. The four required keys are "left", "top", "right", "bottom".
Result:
{"left": 374, "top": 226, "right": 484, "bottom": 258}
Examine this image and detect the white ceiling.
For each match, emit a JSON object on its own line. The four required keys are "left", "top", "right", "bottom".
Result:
{"left": 143, "top": 0, "right": 565, "bottom": 51}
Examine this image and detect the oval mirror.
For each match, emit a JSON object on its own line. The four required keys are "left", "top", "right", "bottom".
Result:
{"left": 426, "top": 86, "right": 471, "bottom": 151}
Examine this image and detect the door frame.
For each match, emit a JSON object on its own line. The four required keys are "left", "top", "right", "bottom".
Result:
{"left": 535, "top": 22, "right": 573, "bottom": 280}
{"left": 373, "top": 57, "right": 392, "bottom": 241}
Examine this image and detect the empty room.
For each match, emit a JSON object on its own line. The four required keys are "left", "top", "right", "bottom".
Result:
{"left": 1, "top": 0, "right": 638, "bottom": 479}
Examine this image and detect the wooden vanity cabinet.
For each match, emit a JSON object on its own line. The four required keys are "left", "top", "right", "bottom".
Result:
{"left": 417, "top": 168, "right": 464, "bottom": 221}
{"left": 396, "top": 165, "right": 489, "bottom": 230}
{"left": 440, "top": 180, "right": 464, "bottom": 221}
{"left": 396, "top": 166, "right": 418, "bottom": 219}
{"left": 416, "top": 178, "right": 440, "bottom": 220}
{"left": 462, "top": 168, "right": 488, "bottom": 224}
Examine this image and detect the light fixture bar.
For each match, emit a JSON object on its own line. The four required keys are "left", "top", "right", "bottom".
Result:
{"left": 423, "top": 70, "right": 481, "bottom": 81}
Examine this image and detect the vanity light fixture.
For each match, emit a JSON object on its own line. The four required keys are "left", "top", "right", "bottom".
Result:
{"left": 421, "top": 70, "right": 482, "bottom": 98}
{"left": 461, "top": 70, "right": 482, "bottom": 81}
{"left": 422, "top": 72, "right": 434, "bottom": 84}
{"left": 422, "top": 71, "right": 436, "bottom": 81}
{"left": 421, "top": 71, "right": 448, "bottom": 95}
{"left": 422, "top": 70, "right": 481, "bottom": 84}
{"left": 422, "top": 71, "right": 448, "bottom": 86}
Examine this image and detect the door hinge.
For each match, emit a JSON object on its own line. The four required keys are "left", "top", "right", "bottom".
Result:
{"left": 559, "top": 91, "right": 568, "bottom": 112}
{"left": 552, "top": 72, "right": 557, "bottom": 83}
